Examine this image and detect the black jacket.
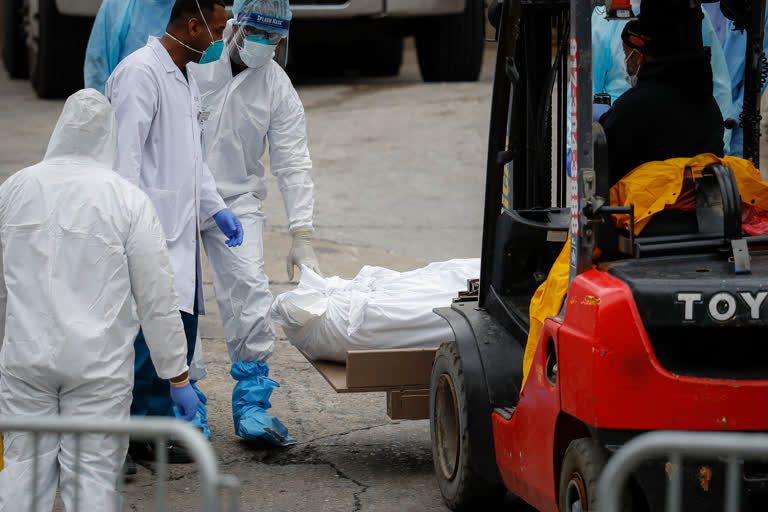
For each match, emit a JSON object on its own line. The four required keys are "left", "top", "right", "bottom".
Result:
{"left": 599, "top": 52, "right": 724, "bottom": 185}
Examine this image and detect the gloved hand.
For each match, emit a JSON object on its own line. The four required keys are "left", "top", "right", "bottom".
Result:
{"left": 593, "top": 103, "right": 611, "bottom": 121}
{"left": 213, "top": 209, "right": 244, "bottom": 247}
{"left": 287, "top": 230, "right": 321, "bottom": 281}
{"left": 170, "top": 380, "right": 200, "bottom": 422}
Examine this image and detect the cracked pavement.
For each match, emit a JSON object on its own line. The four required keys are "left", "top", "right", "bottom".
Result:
{"left": 1, "top": 41, "right": 498, "bottom": 510}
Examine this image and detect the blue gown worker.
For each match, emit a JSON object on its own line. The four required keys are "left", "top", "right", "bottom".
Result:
{"left": 106, "top": 0, "right": 244, "bottom": 465}
{"left": 84, "top": 0, "right": 175, "bottom": 94}
{"left": 591, "top": 1, "right": 735, "bottom": 153}
{"left": 187, "top": 0, "right": 321, "bottom": 446}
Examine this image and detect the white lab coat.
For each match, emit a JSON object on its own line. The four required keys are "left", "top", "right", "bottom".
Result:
{"left": 0, "top": 89, "right": 189, "bottom": 511}
{"left": 186, "top": 38, "right": 314, "bottom": 364}
{"left": 107, "top": 36, "right": 226, "bottom": 314}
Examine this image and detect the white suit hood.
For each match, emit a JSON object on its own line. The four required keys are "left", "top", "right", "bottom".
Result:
{"left": 44, "top": 88, "right": 117, "bottom": 167}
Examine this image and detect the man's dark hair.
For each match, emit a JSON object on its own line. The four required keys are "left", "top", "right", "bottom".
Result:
{"left": 169, "top": 0, "right": 226, "bottom": 24}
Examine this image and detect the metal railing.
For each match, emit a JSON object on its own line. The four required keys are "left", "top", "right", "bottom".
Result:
{"left": 597, "top": 430, "right": 768, "bottom": 512}
{"left": 0, "top": 416, "right": 240, "bottom": 512}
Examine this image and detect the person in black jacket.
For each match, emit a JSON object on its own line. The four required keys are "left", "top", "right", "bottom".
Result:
{"left": 599, "top": 18, "right": 725, "bottom": 185}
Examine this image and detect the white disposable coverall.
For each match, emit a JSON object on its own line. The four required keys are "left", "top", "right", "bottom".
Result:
{"left": 188, "top": 33, "right": 314, "bottom": 363}
{"left": 107, "top": 37, "right": 227, "bottom": 314}
{"left": 0, "top": 89, "right": 189, "bottom": 511}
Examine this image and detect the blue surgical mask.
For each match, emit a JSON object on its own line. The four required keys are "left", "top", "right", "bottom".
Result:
{"left": 200, "top": 40, "right": 225, "bottom": 64}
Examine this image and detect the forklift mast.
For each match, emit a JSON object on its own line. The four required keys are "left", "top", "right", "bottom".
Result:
{"left": 479, "top": 0, "right": 768, "bottom": 309}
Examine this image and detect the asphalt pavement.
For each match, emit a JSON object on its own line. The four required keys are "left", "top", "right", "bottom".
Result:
{"left": 0, "top": 41, "right": 498, "bottom": 511}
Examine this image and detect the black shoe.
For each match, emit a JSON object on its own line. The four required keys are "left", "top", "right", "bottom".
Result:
{"left": 123, "top": 453, "right": 137, "bottom": 476}
{"left": 166, "top": 442, "right": 194, "bottom": 464}
{"left": 128, "top": 440, "right": 154, "bottom": 462}
{"left": 129, "top": 440, "right": 195, "bottom": 464}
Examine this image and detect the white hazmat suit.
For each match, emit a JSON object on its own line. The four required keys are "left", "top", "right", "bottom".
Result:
{"left": 0, "top": 89, "right": 190, "bottom": 511}
{"left": 189, "top": 23, "right": 316, "bottom": 364}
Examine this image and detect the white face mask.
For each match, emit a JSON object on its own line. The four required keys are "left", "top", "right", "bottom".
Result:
{"left": 238, "top": 38, "right": 276, "bottom": 69}
{"left": 623, "top": 49, "right": 640, "bottom": 87}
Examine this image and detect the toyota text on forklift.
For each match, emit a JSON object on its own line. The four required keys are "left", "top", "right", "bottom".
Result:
{"left": 427, "top": 0, "right": 768, "bottom": 511}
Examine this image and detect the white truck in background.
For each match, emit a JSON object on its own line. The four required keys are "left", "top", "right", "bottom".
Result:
{"left": 2, "top": 0, "right": 485, "bottom": 98}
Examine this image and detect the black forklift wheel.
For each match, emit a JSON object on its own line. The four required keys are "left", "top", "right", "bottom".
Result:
{"left": 559, "top": 438, "right": 644, "bottom": 512}
{"left": 559, "top": 439, "right": 606, "bottom": 512}
{"left": 430, "top": 342, "right": 506, "bottom": 511}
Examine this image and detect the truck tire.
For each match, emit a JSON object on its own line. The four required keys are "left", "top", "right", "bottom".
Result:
{"left": 359, "top": 37, "right": 403, "bottom": 77}
{"left": 2, "top": 0, "right": 29, "bottom": 78}
{"left": 415, "top": 0, "right": 484, "bottom": 82}
{"left": 430, "top": 342, "right": 507, "bottom": 511}
{"left": 30, "top": 0, "right": 92, "bottom": 98}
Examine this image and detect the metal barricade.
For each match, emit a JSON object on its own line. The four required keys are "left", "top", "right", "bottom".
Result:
{"left": 0, "top": 416, "right": 240, "bottom": 512}
{"left": 597, "top": 430, "right": 768, "bottom": 512}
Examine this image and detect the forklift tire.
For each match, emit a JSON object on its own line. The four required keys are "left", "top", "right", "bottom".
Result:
{"left": 415, "top": 0, "right": 484, "bottom": 82}
{"left": 2, "top": 0, "right": 29, "bottom": 78}
{"left": 430, "top": 342, "right": 506, "bottom": 511}
{"left": 30, "top": 0, "right": 91, "bottom": 98}
{"left": 559, "top": 438, "right": 643, "bottom": 512}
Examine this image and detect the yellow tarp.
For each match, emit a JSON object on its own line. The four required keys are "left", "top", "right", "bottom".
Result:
{"left": 522, "top": 238, "right": 571, "bottom": 389}
{"left": 522, "top": 155, "right": 767, "bottom": 390}
{"left": 610, "top": 154, "right": 767, "bottom": 234}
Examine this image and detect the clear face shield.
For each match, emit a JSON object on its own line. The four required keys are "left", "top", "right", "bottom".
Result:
{"left": 229, "top": 12, "right": 291, "bottom": 69}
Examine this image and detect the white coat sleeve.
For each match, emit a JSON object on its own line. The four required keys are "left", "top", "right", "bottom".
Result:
{"left": 125, "top": 192, "right": 189, "bottom": 380}
{"left": 269, "top": 77, "right": 315, "bottom": 233}
{"left": 106, "top": 63, "right": 158, "bottom": 187}
{"left": 200, "top": 161, "right": 226, "bottom": 221}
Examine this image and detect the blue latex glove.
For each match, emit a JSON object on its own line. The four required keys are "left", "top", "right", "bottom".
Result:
{"left": 213, "top": 209, "right": 244, "bottom": 247}
{"left": 173, "top": 381, "right": 210, "bottom": 439}
{"left": 231, "top": 361, "right": 296, "bottom": 446}
{"left": 170, "top": 382, "right": 200, "bottom": 422}
{"left": 593, "top": 103, "right": 611, "bottom": 122}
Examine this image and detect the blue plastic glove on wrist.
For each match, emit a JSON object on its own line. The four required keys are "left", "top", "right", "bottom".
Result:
{"left": 170, "top": 382, "right": 200, "bottom": 422}
{"left": 213, "top": 209, "right": 244, "bottom": 247}
{"left": 173, "top": 381, "right": 211, "bottom": 439}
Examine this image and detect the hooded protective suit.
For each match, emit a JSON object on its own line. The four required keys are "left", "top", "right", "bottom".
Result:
{"left": 189, "top": 19, "right": 315, "bottom": 365}
{"left": 0, "top": 89, "right": 190, "bottom": 511}
{"left": 186, "top": 7, "right": 317, "bottom": 444}
{"left": 83, "top": 0, "right": 175, "bottom": 94}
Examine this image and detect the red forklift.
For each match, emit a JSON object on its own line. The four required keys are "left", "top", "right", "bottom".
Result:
{"left": 429, "top": 0, "right": 768, "bottom": 510}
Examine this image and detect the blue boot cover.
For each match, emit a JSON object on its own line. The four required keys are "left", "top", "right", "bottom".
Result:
{"left": 231, "top": 361, "right": 295, "bottom": 446}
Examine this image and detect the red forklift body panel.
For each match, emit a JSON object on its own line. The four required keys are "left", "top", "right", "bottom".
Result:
{"left": 559, "top": 269, "right": 768, "bottom": 431}
{"left": 492, "top": 318, "right": 563, "bottom": 512}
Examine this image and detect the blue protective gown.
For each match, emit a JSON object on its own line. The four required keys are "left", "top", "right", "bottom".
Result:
{"left": 83, "top": 0, "right": 174, "bottom": 94}
{"left": 591, "top": 6, "right": 735, "bottom": 153}
{"left": 722, "top": 11, "right": 768, "bottom": 157}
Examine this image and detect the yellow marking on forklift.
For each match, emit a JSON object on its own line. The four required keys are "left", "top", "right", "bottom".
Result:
{"left": 570, "top": 295, "right": 601, "bottom": 306}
